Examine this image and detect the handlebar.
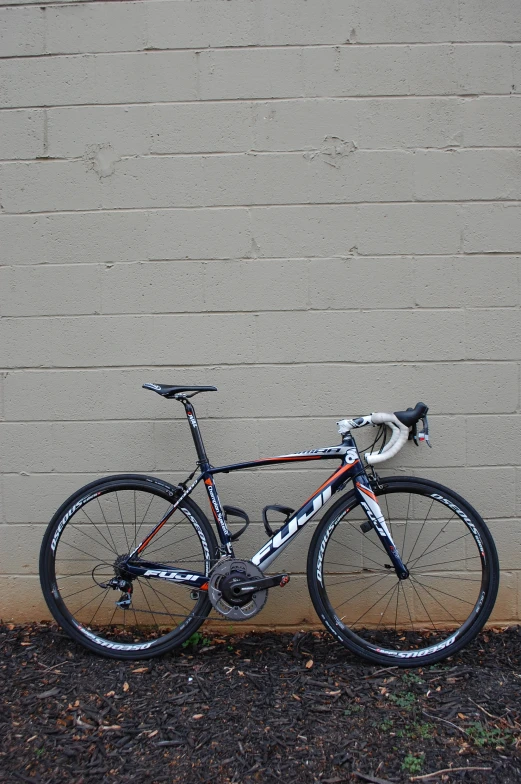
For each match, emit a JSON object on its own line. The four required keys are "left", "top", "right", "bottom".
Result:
{"left": 337, "top": 402, "right": 430, "bottom": 466}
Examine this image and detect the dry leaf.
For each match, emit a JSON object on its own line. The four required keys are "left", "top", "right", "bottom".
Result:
{"left": 458, "top": 713, "right": 468, "bottom": 719}
{"left": 292, "top": 694, "right": 301, "bottom": 701}
{"left": 132, "top": 667, "right": 148, "bottom": 673}
{"left": 123, "top": 682, "right": 129, "bottom": 692}
{"left": 105, "top": 691, "right": 115, "bottom": 697}
{"left": 305, "top": 659, "right": 313, "bottom": 669}
{"left": 192, "top": 714, "right": 203, "bottom": 720}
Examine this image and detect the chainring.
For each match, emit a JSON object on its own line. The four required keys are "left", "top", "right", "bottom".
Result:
{"left": 208, "top": 559, "right": 267, "bottom": 620}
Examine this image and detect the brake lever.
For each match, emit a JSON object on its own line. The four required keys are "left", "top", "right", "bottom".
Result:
{"left": 418, "top": 415, "right": 432, "bottom": 448}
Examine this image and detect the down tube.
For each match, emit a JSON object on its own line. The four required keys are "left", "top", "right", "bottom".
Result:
{"left": 252, "top": 459, "right": 359, "bottom": 571}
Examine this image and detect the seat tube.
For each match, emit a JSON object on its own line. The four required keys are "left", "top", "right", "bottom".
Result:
{"left": 181, "top": 398, "right": 234, "bottom": 555}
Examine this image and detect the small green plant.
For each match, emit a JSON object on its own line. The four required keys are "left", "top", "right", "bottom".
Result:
{"left": 401, "top": 753, "right": 424, "bottom": 774}
{"left": 344, "top": 704, "right": 363, "bottom": 716}
{"left": 389, "top": 691, "right": 416, "bottom": 710}
{"left": 402, "top": 672, "right": 423, "bottom": 686}
{"left": 181, "top": 631, "right": 211, "bottom": 648}
{"left": 467, "top": 722, "right": 513, "bottom": 748}
{"left": 380, "top": 718, "right": 394, "bottom": 731}
{"left": 35, "top": 747, "right": 45, "bottom": 758}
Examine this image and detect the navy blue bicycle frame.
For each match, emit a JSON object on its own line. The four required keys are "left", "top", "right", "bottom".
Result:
{"left": 124, "top": 397, "right": 408, "bottom": 586}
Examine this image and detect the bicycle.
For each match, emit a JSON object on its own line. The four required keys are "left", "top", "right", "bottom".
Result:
{"left": 39, "top": 385, "right": 499, "bottom": 667}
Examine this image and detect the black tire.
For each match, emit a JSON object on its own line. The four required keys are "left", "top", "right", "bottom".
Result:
{"left": 307, "top": 476, "right": 499, "bottom": 667}
{"left": 40, "top": 475, "right": 218, "bottom": 660}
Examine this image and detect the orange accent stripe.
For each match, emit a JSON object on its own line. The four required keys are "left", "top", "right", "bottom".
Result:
{"left": 356, "top": 483, "right": 377, "bottom": 502}
{"left": 301, "top": 461, "right": 357, "bottom": 505}
{"left": 200, "top": 582, "right": 208, "bottom": 591}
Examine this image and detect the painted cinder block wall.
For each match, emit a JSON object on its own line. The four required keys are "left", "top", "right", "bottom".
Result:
{"left": 1, "top": 0, "right": 520, "bottom": 628}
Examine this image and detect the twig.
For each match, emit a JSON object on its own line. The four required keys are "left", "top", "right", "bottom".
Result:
{"left": 410, "top": 766, "right": 491, "bottom": 781}
{"left": 422, "top": 710, "right": 468, "bottom": 736}
{"left": 364, "top": 667, "right": 398, "bottom": 679}
{"left": 466, "top": 698, "right": 507, "bottom": 721}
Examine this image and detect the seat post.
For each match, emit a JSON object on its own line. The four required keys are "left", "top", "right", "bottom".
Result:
{"left": 179, "top": 397, "right": 211, "bottom": 470}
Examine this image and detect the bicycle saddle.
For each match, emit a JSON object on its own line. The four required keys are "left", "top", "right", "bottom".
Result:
{"left": 143, "top": 383, "right": 217, "bottom": 398}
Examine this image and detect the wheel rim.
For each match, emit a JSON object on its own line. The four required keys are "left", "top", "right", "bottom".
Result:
{"left": 316, "top": 484, "right": 490, "bottom": 659}
{"left": 48, "top": 485, "right": 211, "bottom": 650}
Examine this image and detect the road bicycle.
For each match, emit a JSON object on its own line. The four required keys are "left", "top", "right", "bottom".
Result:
{"left": 40, "top": 385, "right": 499, "bottom": 667}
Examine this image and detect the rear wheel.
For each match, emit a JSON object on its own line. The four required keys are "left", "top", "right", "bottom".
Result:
{"left": 40, "top": 475, "right": 218, "bottom": 659}
{"left": 308, "top": 476, "right": 499, "bottom": 667}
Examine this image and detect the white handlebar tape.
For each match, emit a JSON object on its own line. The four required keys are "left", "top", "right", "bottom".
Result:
{"left": 365, "top": 412, "right": 409, "bottom": 465}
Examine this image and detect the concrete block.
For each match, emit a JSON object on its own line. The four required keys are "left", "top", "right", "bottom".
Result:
{"left": 251, "top": 205, "right": 358, "bottom": 258}
{"left": 308, "top": 257, "right": 416, "bottom": 309}
{"left": 358, "top": 97, "right": 461, "bottom": 150}
{"left": 414, "top": 150, "right": 521, "bottom": 201}
{"left": 199, "top": 48, "right": 304, "bottom": 100}
{"left": 407, "top": 45, "right": 457, "bottom": 95}
{"left": 357, "top": 0, "right": 458, "bottom": 43}
{"left": 0, "top": 576, "right": 50, "bottom": 622}
{"left": 3, "top": 368, "right": 214, "bottom": 422}
{"left": 466, "top": 308, "right": 521, "bottom": 361}
{"left": 0, "top": 52, "right": 197, "bottom": 109}
{"left": 462, "top": 97, "right": 521, "bottom": 147}
{"left": 303, "top": 45, "right": 410, "bottom": 98}
{"left": 150, "top": 103, "right": 253, "bottom": 154}
{"left": 147, "top": 208, "right": 251, "bottom": 260}
{"left": 414, "top": 257, "right": 519, "bottom": 308}
{"left": 456, "top": 44, "right": 513, "bottom": 95}
{"left": 490, "top": 571, "right": 518, "bottom": 623}
{"left": 252, "top": 99, "right": 359, "bottom": 152}
{"left": 0, "top": 110, "right": 45, "bottom": 160}
{"left": 358, "top": 204, "right": 461, "bottom": 255}
{"left": 0, "top": 264, "right": 101, "bottom": 317}
{"left": 203, "top": 259, "right": 309, "bottom": 312}
{"left": 0, "top": 211, "right": 149, "bottom": 265}
{"left": 408, "top": 467, "right": 516, "bottom": 520}
{"left": 146, "top": 0, "right": 255, "bottom": 49}
{"left": 458, "top": 0, "right": 521, "bottom": 42}
{"left": 100, "top": 261, "right": 205, "bottom": 314}
{"left": 46, "top": 2, "right": 147, "bottom": 54}
{"left": 47, "top": 105, "right": 151, "bottom": 158}
{"left": 467, "top": 415, "right": 521, "bottom": 466}
{"left": 0, "top": 525, "right": 42, "bottom": 574}
{"left": 487, "top": 520, "right": 521, "bottom": 571}
{"left": 254, "top": 0, "right": 357, "bottom": 46}
{"left": 0, "top": 421, "right": 157, "bottom": 473}
{"left": 255, "top": 309, "right": 465, "bottom": 363}
{"left": 462, "top": 205, "right": 521, "bottom": 253}
{"left": 0, "top": 6, "right": 45, "bottom": 56}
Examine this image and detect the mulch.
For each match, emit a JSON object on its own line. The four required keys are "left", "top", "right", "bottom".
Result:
{"left": 1, "top": 623, "right": 521, "bottom": 784}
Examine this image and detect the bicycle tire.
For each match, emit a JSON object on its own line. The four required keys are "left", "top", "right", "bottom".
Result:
{"left": 307, "top": 476, "right": 499, "bottom": 667}
{"left": 40, "top": 475, "right": 218, "bottom": 660}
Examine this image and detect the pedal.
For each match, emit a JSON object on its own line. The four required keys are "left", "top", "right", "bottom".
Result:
{"left": 262, "top": 505, "right": 295, "bottom": 537}
{"left": 230, "top": 573, "right": 290, "bottom": 596}
{"left": 223, "top": 505, "right": 250, "bottom": 541}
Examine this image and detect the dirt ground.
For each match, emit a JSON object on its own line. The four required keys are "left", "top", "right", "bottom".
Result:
{"left": 1, "top": 622, "right": 521, "bottom": 784}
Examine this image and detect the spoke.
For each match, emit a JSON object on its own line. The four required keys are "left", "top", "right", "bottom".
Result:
{"left": 330, "top": 535, "right": 388, "bottom": 570}
{"left": 139, "top": 579, "right": 188, "bottom": 626}
{"left": 405, "top": 497, "right": 436, "bottom": 564}
{"left": 375, "top": 584, "right": 401, "bottom": 631}
{"left": 407, "top": 516, "right": 454, "bottom": 568}
{"left": 411, "top": 555, "right": 476, "bottom": 571}
{"left": 140, "top": 580, "right": 192, "bottom": 615}
{"left": 409, "top": 577, "right": 475, "bottom": 605}
{"left": 410, "top": 577, "right": 464, "bottom": 624}
{"left": 96, "top": 496, "right": 122, "bottom": 554}
{"left": 60, "top": 583, "right": 103, "bottom": 601}
{"left": 88, "top": 590, "right": 110, "bottom": 627}
{"left": 131, "top": 491, "right": 156, "bottom": 550}
{"left": 382, "top": 492, "right": 395, "bottom": 545}
{"left": 407, "top": 532, "right": 472, "bottom": 568}
{"left": 325, "top": 572, "right": 389, "bottom": 588}
{"left": 413, "top": 573, "right": 481, "bottom": 581}
{"left": 408, "top": 578, "right": 439, "bottom": 632}
{"left": 344, "top": 581, "right": 400, "bottom": 627}
{"left": 335, "top": 572, "right": 394, "bottom": 611}
{"left": 401, "top": 583, "right": 415, "bottom": 631}
{"left": 71, "top": 588, "right": 109, "bottom": 617}
{"left": 62, "top": 521, "right": 116, "bottom": 557}
{"left": 137, "top": 581, "right": 161, "bottom": 632}
{"left": 56, "top": 569, "right": 104, "bottom": 580}
{"left": 57, "top": 539, "right": 115, "bottom": 565}
{"left": 144, "top": 530, "right": 200, "bottom": 557}
{"left": 394, "top": 582, "right": 400, "bottom": 633}
{"left": 401, "top": 492, "right": 412, "bottom": 561}
{"left": 69, "top": 514, "right": 117, "bottom": 557}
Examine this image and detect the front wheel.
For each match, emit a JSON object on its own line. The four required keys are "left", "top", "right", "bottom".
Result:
{"left": 307, "top": 476, "right": 499, "bottom": 667}
{"left": 40, "top": 475, "right": 218, "bottom": 660}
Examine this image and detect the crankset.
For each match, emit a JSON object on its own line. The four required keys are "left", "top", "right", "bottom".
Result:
{"left": 208, "top": 559, "right": 289, "bottom": 621}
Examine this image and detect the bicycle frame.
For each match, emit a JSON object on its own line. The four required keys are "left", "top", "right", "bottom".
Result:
{"left": 123, "top": 397, "right": 409, "bottom": 586}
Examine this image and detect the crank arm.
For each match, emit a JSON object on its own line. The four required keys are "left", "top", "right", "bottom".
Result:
{"left": 231, "top": 573, "right": 290, "bottom": 595}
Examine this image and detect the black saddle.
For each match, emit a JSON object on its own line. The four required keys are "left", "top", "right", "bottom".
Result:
{"left": 143, "top": 383, "right": 217, "bottom": 398}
